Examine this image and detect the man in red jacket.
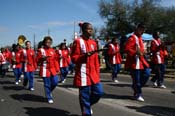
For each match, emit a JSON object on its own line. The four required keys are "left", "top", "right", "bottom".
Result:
{"left": 108, "top": 37, "right": 122, "bottom": 83}
{"left": 125, "top": 23, "right": 150, "bottom": 102}
{"left": 22, "top": 41, "right": 37, "bottom": 91}
{"left": 37, "top": 36, "right": 60, "bottom": 104}
{"left": 71, "top": 22, "right": 103, "bottom": 116}
{"left": 150, "top": 31, "right": 166, "bottom": 88}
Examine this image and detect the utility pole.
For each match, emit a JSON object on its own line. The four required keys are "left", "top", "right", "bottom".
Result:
{"left": 73, "top": 21, "right": 79, "bottom": 40}
{"left": 48, "top": 28, "right": 50, "bottom": 36}
{"left": 73, "top": 21, "right": 75, "bottom": 39}
{"left": 33, "top": 33, "right": 36, "bottom": 51}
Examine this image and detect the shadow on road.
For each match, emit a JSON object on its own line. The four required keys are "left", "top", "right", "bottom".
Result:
{"left": 4, "top": 74, "right": 16, "bottom": 78}
{"left": 37, "top": 79, "right": 43, "bottom": 83}
{"left": 0, "top": 80, "right": 15, "bottom": 85}
{"left": 107, "top": 83, "right": 131, "bottom": 88}
{"left": 58, "top": 84, "right": 76, "bottom": 89}
{"left": 10, "top": 94, "right": 46, "bottom": 102}
{"left": 3, "top": 85, "right": 24, "bottom": 91}
{"left": 172, "top": 91, "right": 175, "bottom": 94}
{"left": 101, "top": 80, "right": 113, "bottom": 83}
{"left": 103, "top": 92, "right": 134, "bottom": 100}
{"left": 107, "top": 83, "right": 150, "bottom": 88}
{"left": 127, "top": 105, "right": 175, "bottom": 116}
{"left": 24, "top": 107, "right": 80, "bottom": 116}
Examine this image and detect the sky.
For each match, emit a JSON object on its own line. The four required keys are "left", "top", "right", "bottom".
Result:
{"left": 0, "top": 0, "right": 105, "bottom": 46}
{"left": 0, "top": 0, "right": 175, "bottom": 47}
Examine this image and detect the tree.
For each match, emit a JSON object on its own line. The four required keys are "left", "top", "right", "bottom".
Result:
{"left": 98, "top": 0, "right": 175, "bottom": 41}
{"left": 99, "top": 0, "right": 133, "bottom": 38}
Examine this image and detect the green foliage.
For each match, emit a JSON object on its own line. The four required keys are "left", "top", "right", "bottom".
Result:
{"left": 98, "top": 0, "right": 175, "bottom": 41}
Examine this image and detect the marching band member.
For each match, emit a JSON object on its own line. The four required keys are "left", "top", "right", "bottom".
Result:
{"left": 22, "top": 41, "right": 37, "bottom": 91}
{"left": 124, "top": 23, "right": 150, "bottom": 102}
{"left": 37, "top": 36, "right": 60, "bottom": 104}
{"left": 57, "top": 43, "right": 70, "bottom": 83}
{"left": 71, "top": 22, "right": 103, "bottom": 116}
{"left": 0, "top": 48, "right": 8, "bottom": 78}
{"left": 150, "top": 31, "right": 166, "bottom": 88}
{"left": 4, "top": 48, "right": 11, "bottom": 71}
{"left": 108, "top": 37, "right": 122, "bottom": 83}
{"left": 68, "top": 43, "right": 75, "bottom": 75}
{"left": 4, "top": 48, "right": 11, "bottom": 62}
{"left": 10, "top": 44, "right": 23, "bottom": 85}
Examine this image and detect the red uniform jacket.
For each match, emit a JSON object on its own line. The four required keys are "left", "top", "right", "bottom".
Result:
{"left": 0, "top": 53, "right": 6, "bottom": 65}
{"left": 108, "top": 43, "right": 122, "bottom": 64}
{"left": 124, "top": 34, "right": 149, "bottom": 69}
{"left": 150, "top": 39, "right": 164, "bottom": 64}
{"left": 71, "top": 36, "right": 100, "bottom": 87}
{"left": 4, "top": 49, "right": 11, "bottom": 62}
{"left": 21, "top": 48, "right": 37, "bottom": 72}
{"left": 57, "top": 49, "right": 70, "bottom": 68}
{"left": 37, "top": 47, "right": 60, "bottom": 77}
{"left": 10, "top": 51, "right": 22, "bottom": 69}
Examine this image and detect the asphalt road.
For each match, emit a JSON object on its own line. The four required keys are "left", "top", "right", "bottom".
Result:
{"left": 0, "top": 72, "right": 175, "bottom": 116}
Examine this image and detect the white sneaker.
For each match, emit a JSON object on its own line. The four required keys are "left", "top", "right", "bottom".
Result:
{"left": 21, "top": 74, "right": 24, "bottom": 78}
{"left": 48, "top": 99, "right": 54, "bottom": 104}
{"left": 30, "top": 88, "right": 35, "bottom": 91}
{"left": 18, "top": 80, "right": 21, "bottom": 83}
{"left": 91, "top": 108, "right": 93, "bottom": 114}
{"left": 153, "top": 82, "right": 157, "bottom": 87}
{"left": 15, "top": 82, "right": 19, "bottom": 85}
{"left": 159, "top": 85, "right": 166, "bottom": 89}
{"left": 62, "top": 79, "right": 66, "bottom": 83}
{"left": 137, "top": 96, "right": 144, "bottom": 102}
{"left": 114, "top": 80, "right": 119, "bottom": 83}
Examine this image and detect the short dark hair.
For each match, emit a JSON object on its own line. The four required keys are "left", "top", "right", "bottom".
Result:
{"left": 12, "top": 44, "right": 16, "bottom": 50}
{"left": 81, "top": 22, "right": 91, "bottom": 32}
{"left": 25, "top": 40, "right": 31, "bottom": 45}
{"left": 43, "top": 36, "right": 53, "bottom": 44}
{"left": 111, "top": 37, "right": 117, "bottom": 43}
{"left": 16, "top": 43, "right": 20, "bottom": 47}
{"left": 136, "top": 23, "right": 145, "bottom": 29}
{"left": 37, "top": 41, "right": 43, "bottom": 49}
{"left": 1, "top": 47, "right": 5, "bottom": 51}
{"left": 152, "top": 31, "right": 159, "bottom": 38}
{"left": 59, "top": 42, "right": 66, "bottom": 49}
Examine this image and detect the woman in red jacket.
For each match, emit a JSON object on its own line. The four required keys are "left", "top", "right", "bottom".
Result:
{"left": 71, "top": 22, "right": 103, "bottom": 116}
{"left": 0, "top": 48, "right": 8, "bottom": 78}
{"left": 37, "top": 36, "right": 60, "bottom": 104}
{"left": 57, "top": 43, "right": 70, "bottom": 83}
{"left": 11, "top": 44, "right": 23, "bottom": 85}
{"left": 22, "top": 41, "right": 37, "bottom": 91}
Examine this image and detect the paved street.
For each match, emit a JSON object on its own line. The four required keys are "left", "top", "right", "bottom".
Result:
{"left": 0, "top": 72, "right": 175, "bottom": 116}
